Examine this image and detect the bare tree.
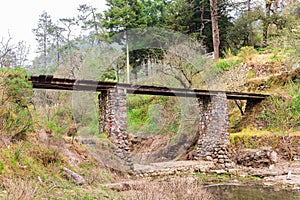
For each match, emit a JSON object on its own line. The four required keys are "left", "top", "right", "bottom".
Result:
{"left": 14, "top": 41, "right": 30, "bottom": 67}
{"left": 0, "top": 33, "right": 29, "bottom": 68}
{"left": 158, "top": 41, "right": 207, "bottom": 88}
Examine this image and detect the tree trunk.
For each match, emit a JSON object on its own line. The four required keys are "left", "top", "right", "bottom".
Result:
{"left": 43, "top": 33, "right": 47, "bottom": 69}
{"left": 248, "top": 0, "right": 254, "bottom": 46}
{"left": 210, "top": 0, "right": 220, "bottom": 60}
{"left": 56, "top": 32, "right": 60, "bottom": 67}
{"left": 263, "top": 1, "right": 272, "bottom": 47}
{"left": 126, "top": 30, "right": 130, "bottom": 83}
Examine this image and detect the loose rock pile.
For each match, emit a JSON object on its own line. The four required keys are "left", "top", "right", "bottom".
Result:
{"left": 236, "top": 148, "right": 278, "bottom": 168}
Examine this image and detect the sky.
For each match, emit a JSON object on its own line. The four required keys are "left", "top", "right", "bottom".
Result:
{"left": 0, "top": 0, "right": 107, "bottom": 60}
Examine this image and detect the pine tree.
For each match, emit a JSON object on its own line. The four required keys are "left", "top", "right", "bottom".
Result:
{"left": 77, "top": 4, "right": 103, "bottom": 45}
{"left": 48, "top": 23, "right": 65, "bottom": 67}
{"left": 103, "top": 0, "right": 147, "bottom": 83}
{"left": 32, "top": 11, "right": 53, "bottom": 69}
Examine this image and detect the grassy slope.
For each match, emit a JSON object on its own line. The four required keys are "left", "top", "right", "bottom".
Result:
{"left": 0, "top": 131, "right": 123, "bottom": 199}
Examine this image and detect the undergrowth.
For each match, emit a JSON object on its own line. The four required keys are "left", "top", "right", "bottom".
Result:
{"left": 127, "top": 94, "right": 179, "bottom": 135}
{"left": 261, "top": 81, "right": 300, "bottom": 132}
{"left": 0, "top": 139, "right": 122, "bottom": 199}
{"left": 0, "top": 69, "right": 122, "bottom": 199}
{"left": 211, "top": 56, "right": 242, "bottom": 75}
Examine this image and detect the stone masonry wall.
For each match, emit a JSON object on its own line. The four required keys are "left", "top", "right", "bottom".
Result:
{"left": 197, "top": 93, "right": 233, "bottom": 169}
{"left": 98, "top": 91, "right": 108, "bottom": 133}
{"left": 98, "top": 88, "right": 133, "bottom": 172}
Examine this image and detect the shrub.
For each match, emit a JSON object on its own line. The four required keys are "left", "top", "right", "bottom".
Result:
{"left": 0, "top": 68, "right": 33, "bottom": 146}
{"left": 238, "top": 46, "right": 257, "bottom": 62}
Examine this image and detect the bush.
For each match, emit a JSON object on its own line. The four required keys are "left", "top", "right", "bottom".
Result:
{"left": 238, "top": 46, "right": 257, "bottom": 62}
{"left": 0, "top": 68, "right": 33, "bottom": 146}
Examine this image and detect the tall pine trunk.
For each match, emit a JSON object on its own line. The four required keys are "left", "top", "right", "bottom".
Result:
{"left": 210, "top": 0, "right": 220, "bottom": 60}
{"left": 263, "top": 1, "right": 272, "bottom": 47}
{"left": 248, "top": 0, "right": 254, "bottom": 46}
{"left": 126, "top": 30, "right": 130, "bottom": 83}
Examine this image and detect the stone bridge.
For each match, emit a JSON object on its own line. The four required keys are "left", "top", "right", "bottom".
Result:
{"left": 30, "top": 75, "right": 269, "bottom": 171}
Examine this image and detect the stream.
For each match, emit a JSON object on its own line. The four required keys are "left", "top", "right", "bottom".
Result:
{"left": 205, "top": 184, "right": 300, "bottom": 200}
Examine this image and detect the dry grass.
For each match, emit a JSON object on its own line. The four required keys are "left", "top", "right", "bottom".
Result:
{"left": 127, "top": 177, "right": 213, "bottom": 200}
{"left": 0, "top": 177, "right": 39, "bottom": 200}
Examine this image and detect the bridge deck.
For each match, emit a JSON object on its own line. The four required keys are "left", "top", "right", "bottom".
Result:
{"left": 30, "top": 75, "right": 269, "bottom": 100}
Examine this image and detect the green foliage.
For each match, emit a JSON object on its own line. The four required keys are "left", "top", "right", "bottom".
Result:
{"left": 127, "top": 94, "right": 178, "bottom": 134}
{"left": 96, "top": 132, "right": 109, "bottom": 139}
{"left": 215, "top": 60, "right": 231, "bottom": 71}
{"left": 0, "top": 161, "right": 4, "bottom": 174}
{"left": 262, "top": 82, "right": 300, "bottom": 132}
{"left": 246, "top": 70, "right": 256, "bottom": 79}
{"left": 163, "top": 0, "right": 193, "bottom": 34}
{"left": 13, "top": 142, "right": 24, "bottom": 162}
{"left": 211, "top": 57, "right": 242, "bottom": 75}
{"left": 47, "top": 120, "right": 64, "bottom": 134}
{"left": 0, "top": 68, "right": 33, "bottom": 144}
{"left": 127, "top": 95, "right": 157, "bottom": 134}
{"left": 104, "top": 0, "right": 147, "bottom": 33}
{"left": 256, "top": 47, "right": 266, "bottom": 53}
{"left": 50, "top": 106, "right": 72, "bottom": 134}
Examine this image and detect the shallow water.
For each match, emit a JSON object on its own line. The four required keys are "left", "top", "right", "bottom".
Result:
{"left": 205, "top": 184, "right": 300, "bottom": 200}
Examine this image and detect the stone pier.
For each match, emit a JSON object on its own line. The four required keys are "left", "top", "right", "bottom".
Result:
{"left": 98, "top": 88, "right": 133, "bottom": 172}
{"left": 196, "top": 93, "right": 232, "bottom": 168}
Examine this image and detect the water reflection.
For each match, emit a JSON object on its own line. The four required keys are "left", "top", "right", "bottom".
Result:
{"left": 205, "top": 184, "right": 300, "bottom": 200}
